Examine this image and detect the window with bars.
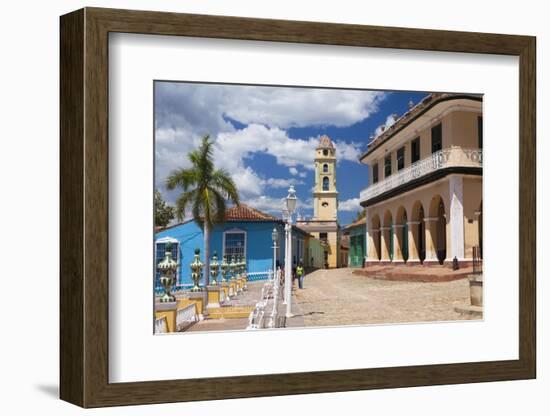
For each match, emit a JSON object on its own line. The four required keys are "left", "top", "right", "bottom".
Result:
{"left": 411, "top": 137, "right": 420, "bottom": 163}
{"left": 384, "top": 154, "right": 392, "bottom": 178}
{"left": 224, "top": 231, "right": 246, "bottom": 261}
{"left": 431, "top": 123, "right": 442, "bottom": 153}
{"left": 155, "top": 241, "right": 179, "bottom": 286}
{"left": 397, "top": 147, "right": 405, "bottom": 171}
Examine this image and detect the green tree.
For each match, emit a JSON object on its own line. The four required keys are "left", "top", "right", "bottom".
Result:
{"left": 166, "top": 135, "right": 240, "bottom": 286}
{"left": 154, "top": 189, "right": 175, "bottom": 229}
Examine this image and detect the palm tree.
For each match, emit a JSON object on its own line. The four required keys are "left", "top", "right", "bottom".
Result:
{"left": 166, "top": 135, "right": 240, "bottom": 286}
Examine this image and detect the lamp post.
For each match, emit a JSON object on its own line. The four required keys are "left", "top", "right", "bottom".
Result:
{"left": 283, "top": 185, "right": 297, "bottom": 318}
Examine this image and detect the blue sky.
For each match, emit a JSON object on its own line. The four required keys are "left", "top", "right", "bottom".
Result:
{"left": 155, "top": 82, "right": 427, "bottom": 225}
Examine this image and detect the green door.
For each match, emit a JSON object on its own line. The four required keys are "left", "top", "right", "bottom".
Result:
{"left": 358, "top": 235, "right": 365, "bottom": 266}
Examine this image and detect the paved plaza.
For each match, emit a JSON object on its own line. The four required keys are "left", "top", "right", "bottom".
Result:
{"left": 289, "top": 267, "right": 479, "bottom": 327}
{"left": 185, "top": 267, "right": 479, "bottom": 332}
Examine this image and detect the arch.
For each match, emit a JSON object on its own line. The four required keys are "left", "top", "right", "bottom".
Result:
{"left": 322, "top": 163, "right": 328, "bottom": 173}
{"left": 371, "top": 214, "right": 381, "bottom": 261}
{"left": 411, "top": 201, "right": 425, "bottom": 262}
{"left": 322, "top": 176, "right": 329, "bottom": 191}
{"left": 396, "top": 206, "right": 408, "bottom": 262}
{"left": 428, "top": 194, "right": 447, "bottom": 264}
{"left": 383, "top": 210, "right": 394, "bottom": 260}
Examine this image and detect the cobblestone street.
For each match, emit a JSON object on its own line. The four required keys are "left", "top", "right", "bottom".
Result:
{"left": 289, "top": 267, "right": 479, "bottom": 327}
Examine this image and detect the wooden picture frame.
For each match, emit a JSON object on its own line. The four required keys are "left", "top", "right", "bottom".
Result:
{"left": 60, "top": 7, "right": 536, "bottom": 408}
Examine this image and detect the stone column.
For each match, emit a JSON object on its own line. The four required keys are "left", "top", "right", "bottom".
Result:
{"left": 380, "top": 227, "right": 390, "bottom": 261}
{"left": 407, "top": 221, "right": 421, "bottom": 264}
{"left": 424, "top": 217, "right": 439, "bottom": 263}
{"left": 393, "top": 224, "right": 404, "bottom": 263}
{"left": 449, "top": 175, "right": 465, "bottom": 261}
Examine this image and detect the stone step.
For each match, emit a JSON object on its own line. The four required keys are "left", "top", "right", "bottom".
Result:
{"left": 207, "top": 305, "right": 255, "bottom": 319}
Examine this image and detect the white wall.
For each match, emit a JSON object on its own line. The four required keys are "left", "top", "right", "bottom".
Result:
{"left": 0, "top": 0, "right": 546, "bottom": 415}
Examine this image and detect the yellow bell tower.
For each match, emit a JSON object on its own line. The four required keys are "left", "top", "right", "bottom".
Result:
{"left": 313, "top": 135, "right": 338, "bottom": 220}
{"left": 297, "top": 135, "right": 340, "bottom": 268}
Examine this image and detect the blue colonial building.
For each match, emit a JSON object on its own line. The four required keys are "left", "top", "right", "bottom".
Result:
{"left": 155, "top": 204, "right": 309, "bottom": 287}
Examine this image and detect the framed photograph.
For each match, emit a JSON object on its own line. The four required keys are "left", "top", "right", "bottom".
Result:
{"left": 60, "top": 7, "right": 536, "bottom": 408}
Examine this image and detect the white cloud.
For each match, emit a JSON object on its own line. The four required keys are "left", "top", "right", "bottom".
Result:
{"left": 262, "top": 177, "right": 304, "bottom": 188}
{"left": 244, "top": 195, "right": 313, "bottom": 216}
{"left": 214, "top": 124, "right": 364, "bottom": 174}
{"left": 244, "top": 195, "right": 286, "bottom": 214}
{"left": 156, "top": 83, "right": 386, "bottom": 131}
{"left": 339, "top": 197, "right": 362, "bottom": 212}
{"left": 155, "top": 82, "right": 384, "bottom": 203}
{"left": 333, "top": 140, "right": 363, "bottom": 162}
{"left": 224, "top": 87, "right": 385, "bottom": 128}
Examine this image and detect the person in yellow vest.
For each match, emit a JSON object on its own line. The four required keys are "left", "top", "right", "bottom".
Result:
{"left": 296, "top": 261, "right": 305, "bottom": 289}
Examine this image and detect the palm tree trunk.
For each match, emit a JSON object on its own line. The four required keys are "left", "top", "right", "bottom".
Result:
{"left": 203, "top": 223, "right": 210, "bottom": 287}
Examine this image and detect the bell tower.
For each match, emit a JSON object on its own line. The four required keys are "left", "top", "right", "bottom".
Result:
{"left": 296, "top": 135, "right": 341, "bottom": 268}
{"left": 313, "top": 135, "right": 338, "bottom": 220}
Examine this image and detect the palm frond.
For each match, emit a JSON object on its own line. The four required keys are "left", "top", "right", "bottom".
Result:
{"left": 210, "top": 188, "right": 227, "bottom": 224}
{"left": 166, "top": 135, "right": 237, "bottom": 228}
{"left": 174, "top": 189, "right": 198, "bottom": 221}
{"left": 211, "top": 169, "right": 240, "bottom": 205}
{"left": 192, "top": 194, "right": 204, "bottom": 226}
{"left": 166, "top": 168, "right": 197, "bottom": 191}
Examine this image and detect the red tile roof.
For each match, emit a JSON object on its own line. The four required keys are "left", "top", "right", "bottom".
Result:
{"left": 343, "top": 216, "right": 366, "bottom": 231}
{"left": 155, "top": 205, "right": 280, "bottom": 232}
{"left": 224, "top": 204, "right": 279, "bottom": 221}
{"left": 318, "top": 134, "right": 335, "bottom": 149}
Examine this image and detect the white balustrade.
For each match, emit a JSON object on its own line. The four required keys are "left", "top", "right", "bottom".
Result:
{"left": 247, "top": 271, "right": 277, "bottom": 330}
{"left": 359, "top": 147, "right": 482, "bottom": 203}
{"left": 154, "top": 316, "right": 168, "bottom": 334}
{"left": 176, "top": 303, "right": 198, "bottom": 331}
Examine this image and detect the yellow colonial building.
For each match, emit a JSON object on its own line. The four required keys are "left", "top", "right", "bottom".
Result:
{"left": 297, "top": 135, "right": 341, "bottom": 268}
{"left": 359, "top": 93, "right": 483, "bottom": 267}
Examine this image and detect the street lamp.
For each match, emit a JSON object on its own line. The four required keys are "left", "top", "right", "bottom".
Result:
{"left": 283, "top": 185, "right": 297, "bottom": 318}
{"left": 286, "top": 185, "right": 297, "bottom": 213}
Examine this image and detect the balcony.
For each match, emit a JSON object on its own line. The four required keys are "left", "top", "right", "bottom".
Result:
{"left": 359, "top": 146, "right": 482, "bottom": 203}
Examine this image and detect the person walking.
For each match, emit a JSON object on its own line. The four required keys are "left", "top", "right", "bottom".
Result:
{"left": 296, "top": 261, "right": 305, "bottom": 289}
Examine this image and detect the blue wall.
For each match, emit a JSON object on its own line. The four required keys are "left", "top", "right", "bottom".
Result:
{"left": 155, "top": 220, "right": 291, "bottom": 285}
